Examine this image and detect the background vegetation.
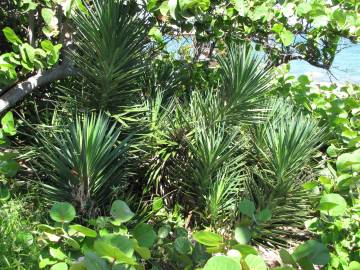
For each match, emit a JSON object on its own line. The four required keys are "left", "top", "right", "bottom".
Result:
{"left": 0, "top": 0, "right": 359, "bottom": 269}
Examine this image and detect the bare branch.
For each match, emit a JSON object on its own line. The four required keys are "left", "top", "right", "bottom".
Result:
{"left": 0, "top": 64, "right": 75, "bottom": 113}
{"left": 28, "top": 10, "right": 36, "bottom": 46}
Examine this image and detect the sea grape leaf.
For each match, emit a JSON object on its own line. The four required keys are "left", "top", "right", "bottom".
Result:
{"left": 193, "top": 231, "right": 223, "bottom": 247}
{"left": 318, "top": 193, "right": 347, "bottom": 216}
{"left": 203, "top": 255, "right": 241, "bottom": 270}
{"left": 110, "top": 200, "right": 134, "bottom": 223}
{"left": 50, "top": 202, "right": 76, "bottom": 223}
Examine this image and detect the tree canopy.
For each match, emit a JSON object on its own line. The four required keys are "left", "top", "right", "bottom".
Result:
{"left": 0, "top": 0, "right": 359, "bottom": 113}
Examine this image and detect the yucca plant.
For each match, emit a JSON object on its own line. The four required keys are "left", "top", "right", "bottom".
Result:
{"left": 37, "top": 113, "right": 131, "bottom": 216}
{"left": 142, "top": 44, "right": 274, "bottom": 227}
{"left": 186, "top": 122, "right": 246, "bottom": 227}
{"left": 64, "top": 0, "right": 150, "bottom": 113}
{"left": 216, "top": 43, "right": 273, "bottom": 124}
{"left": 246, "top": 101, "right": 327, "bottom": 246}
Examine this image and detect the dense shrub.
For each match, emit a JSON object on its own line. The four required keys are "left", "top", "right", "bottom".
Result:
{"left": 37, "top": 200, "right": 332, "bottom": 270}
{"left": 0, "top": 0, "right": 358, "bottom": 269}
{"left": 0, "top": 196, "right": 42, "bottom": 269}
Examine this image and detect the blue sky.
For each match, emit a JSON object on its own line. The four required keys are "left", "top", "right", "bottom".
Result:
{"left": 290, "top": 43, "right": 360, "bottom": 83}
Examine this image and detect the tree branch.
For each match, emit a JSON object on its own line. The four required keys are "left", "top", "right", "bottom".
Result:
{"left": 0, "top": 64, "right": 75, "bottom": 113}
{"left": 28, "top": 10, "right": 36, "bottom": 46}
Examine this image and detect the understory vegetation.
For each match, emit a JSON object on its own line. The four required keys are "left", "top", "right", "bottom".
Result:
{"left": 0, "top": 0, "right": 359, "bottom": 269}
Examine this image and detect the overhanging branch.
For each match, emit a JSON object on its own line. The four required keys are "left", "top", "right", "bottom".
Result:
{"left": 0, "top": 64, "right": 75, "bottom": 113}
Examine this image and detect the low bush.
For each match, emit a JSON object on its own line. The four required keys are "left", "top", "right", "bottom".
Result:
{"left": 274, "top": 68, "right": 360, "bottom": 269}
{"left": 0, "top": 196, "right": 42, "bottom": 269}
{"left": 37, "top": 200, "right": 332, "bottom": 270}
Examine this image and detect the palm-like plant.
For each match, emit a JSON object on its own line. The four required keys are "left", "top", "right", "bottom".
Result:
{"left": 142, "top": 44, "right": 274, "bottom": 227}
{"left": 247, "top": 101, "right": 327, "bottom": 246}
{"left": 38, "top": 113, "right": 131, "bottom": 216}
{"left": 65, "top": 0, "right": 149, "bottom": 112}
{"left": 254, "top": 101, "right": 326, "bottom": 181}
{"left": 217, "top": 43, "right": 273, "bottom": 124}
{"left": 186, "top": 123, "right": 246, "bottom": 227}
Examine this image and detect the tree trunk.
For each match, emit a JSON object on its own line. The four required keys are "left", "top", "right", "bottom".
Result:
{"left": 0, "top": 64, "right": 74, "bottom": 114}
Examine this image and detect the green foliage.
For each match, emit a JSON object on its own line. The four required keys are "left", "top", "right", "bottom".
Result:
{"left": 50, "top": 202, "right": 76, "bottom": 223}
{"left": 0, "top": 111, "right": 19, "bottom": 200}
{"left": 146, "top": 0, "right": 360, "bottom": 68}
{"left": 0, "top": 0, "right": 86, "bottom": 88}
{"left": 1, "top": 1, "right": 358, "bottom": 268}
{"left": 1, "top": 27, "right": 62, "bottom": 87}
{"left": 216, "top": 43, "right": 272, "bottom": 124}
{"left": 143, "top": 44, "right": 275, "bottom": 228}
{"left": 36, "top": 201, "right": 331, "bottom": 270}
{"left": 0, "top": 196, "right": 42, "bottom": 269}
{"left": 274, "top": 69, "right": 360, "bottom": 269}
{"left": 246, "top": 102, "right": 326, "bottom": 246}
{"left": 37, "top": 113, "right": 131, "bottom": 216}
{"left": 65, "top": 0, "right": 150, "bottom": 112}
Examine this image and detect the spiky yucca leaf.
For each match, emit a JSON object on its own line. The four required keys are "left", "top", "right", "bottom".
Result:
{"left": 217, "top": 43, "right": 273, "bottom": 124}
{"left": 66, "top": 0, "right": 149, "bottom": 112}
{"left": 177, "top": 120, "right": 246, "bottom": 227}
{"left": 254, "top": 101, "right": 327, "bottom": 181}
{"left": 38, "top": 113, "right": 131, "bottom": 216}
{"left": 246, "top": 101, "right": 326, "bottom": 246}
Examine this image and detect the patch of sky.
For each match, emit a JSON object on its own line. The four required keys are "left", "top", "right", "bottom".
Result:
{"left": 166, "top": 37, "right": 360, "bottom": 84}
{"left": 289, "top": 41, "right": 360, "bottom": 84}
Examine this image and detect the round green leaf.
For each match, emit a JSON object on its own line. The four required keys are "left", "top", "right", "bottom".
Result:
{"left": 133, "top": 223, "right": 157, "bottom": 248}
{"left": 234, "top": 226, "right": 251, "bottom": 244}
{"left": 349, "top": 261, "right": 360, "bottom": 270}
{"left": 84, "top": 252, "right": 108, "bottom": 270}
{"left": 69, "top": 224, "right": 97, "bottom": 238}
{"left": 159, "top": 1, "right": 169, "bottom": 16}
{"left": 93, "top": 240, "right": 136, "bottom": 265}
{"left": 69, "top": 263, "right": 86, "bottom": 270}
{"left": 175, "top": 226, "right": 188, "bottom": 237}
{"left": 296, "top": 3, "right": 311, "bottom": 15}
{"left": 293, "top": 240, "right": 330, "bottom": 265}
{"left": 50, "top": 247, "right": 67, "bottom": 260}
{"left": 252, "top": 5, "right": 268, "bottom": 20}
{"left": 110, "top": 200, "right": 134, "bottom": 223}
{"left": 133, "top": 241, "right": 151, "bottom": 260}
{"left": 279, "top": 249, "right": 297, "bottom": 268}
{"left": 41, "top": 8, "right": 55, "bottom": 26}
{"left": 39, "top": 258, "right": 57, "bottom": 268}
{"left": 232, "top": 244, "right": 258, "bottom": 256}
{"left": 174, "top": 236, "right": 192, "bottom": 255}
{"left": 336, "top": 149, "right": 360, "bottom": 172}
{"left": 152, "top": 197, "right": 163, "bottom": 212}
{"left": 203, "top": 255, "right": 241, "bottom": 270}
{"left": 102, "top": 234, "right": 134, "bottom": 257}
{"left": 1, "top": 111, "right": 16, "bottom": 135}
{"left": 50, "top": 202, "right": 76, "bottom": 223}
{"left": 158, "top": 225, "right": 171, "bottom": 238}
{"left": 50, "top": 262, "right": 68, "bottom": 270}
{"left": 64, "top": 237, "right": 80, "bottom": 250}
{"left": 312, "top": 15, "right": 329, "bottom": 28}
{"left": 244, "top": 254, "right": 267, "bottom": 270}
{"left": 149, "top": 27, "right": 163, "bottom": 43}
{"left": 193, "top": 230, "right": 223, "bottom": 247}
{"left": 255, "top": 208, "right": 272, "bottom": 223}
{"left": 238, "top": 199, "right": 255, "bottom": 217}
{"left": 2, "top": 27, "right": 22, "bottom": 45}
{"left": 0, "top": 184, "right": 10, "bottom": 201}
{"left": 318, "top": 193, "right": 347, "bottom": 216}
{"left": 168, "top": 0, "right": 177, "bottom": 19}
{"left": 302, "top": 181, "right": 318, "bottom": 191}
{"left": 326, "top": 144, "right": 338, "bottom": 157}
{"left": 0, "top": 158, "right": 20, "bottom": 177}
{"left": 280, "top": 30, "right": 294, "bottom": 46}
